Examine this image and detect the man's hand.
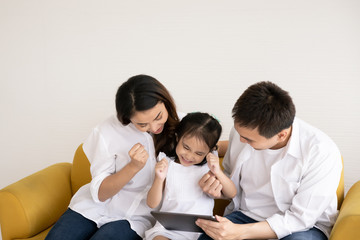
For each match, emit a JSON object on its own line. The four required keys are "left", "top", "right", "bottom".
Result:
{"left": 196, "top": 215, "right": 243, "bottom": 240}
{"left": 197, "top": 216, "right": 278, "bottom": 240}
{"left": 199, "top": 171, "right": 223, "bottom": 198}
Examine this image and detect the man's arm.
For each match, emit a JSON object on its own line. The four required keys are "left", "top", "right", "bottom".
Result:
{"left": 196, "top": 216, "right": 277, "bottom": 240}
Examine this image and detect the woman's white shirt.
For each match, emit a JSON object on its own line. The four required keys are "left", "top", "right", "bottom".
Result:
{"left": 69, "top": 115, "right": 157, "bottom": 238}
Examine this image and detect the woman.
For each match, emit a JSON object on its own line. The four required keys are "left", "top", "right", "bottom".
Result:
{"left": 45, "top": 74, "right": 180, "bottom": 240}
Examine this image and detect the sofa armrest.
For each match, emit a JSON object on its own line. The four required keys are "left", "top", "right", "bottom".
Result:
{"left": 330, "top": 180, "right": 360, "bottom": 240}
{"left": 0, "top": 163, "right": 72, "bottom": 240}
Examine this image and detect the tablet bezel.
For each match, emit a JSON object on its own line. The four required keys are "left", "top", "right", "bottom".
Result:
{"left": 151, "top": 211, "right": 217, "bottom": 232}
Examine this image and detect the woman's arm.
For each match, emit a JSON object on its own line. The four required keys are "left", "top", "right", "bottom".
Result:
{"left": 98, "top": 143, "right": 149, "bottom": 202}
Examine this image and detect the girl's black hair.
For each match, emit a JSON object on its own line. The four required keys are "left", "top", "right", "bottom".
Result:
{"left": 170, "top": 112, "right": 222, "bottom": 165}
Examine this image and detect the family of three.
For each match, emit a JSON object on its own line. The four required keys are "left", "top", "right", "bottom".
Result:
{"left": 45, "top": 74, "right": 342, "bottom": 240}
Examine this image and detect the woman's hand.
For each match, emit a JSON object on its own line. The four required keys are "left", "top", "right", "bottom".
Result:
{"left": 128, "top": 143, "right": 149, "bottom": 171}
{"left": 155, "top": 158, "right": 168, "bottom": 180}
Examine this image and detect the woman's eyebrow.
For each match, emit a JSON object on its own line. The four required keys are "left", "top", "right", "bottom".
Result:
{"left": 154, "top": 111, "right": 162, "bottom": 120}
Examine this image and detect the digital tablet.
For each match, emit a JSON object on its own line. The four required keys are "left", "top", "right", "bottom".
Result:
{"left": 151, "top": 211, "right": 217, "bottom": 232}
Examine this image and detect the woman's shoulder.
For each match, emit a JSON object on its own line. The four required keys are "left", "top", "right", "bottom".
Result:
{"left": 91, "top": 115, "right": 144, "bottom": 141}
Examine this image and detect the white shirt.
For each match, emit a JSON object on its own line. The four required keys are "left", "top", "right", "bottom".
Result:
{"left": 69, "top": 115, "right": 157, "bottom": 238}
{"left": 240, "top": 148, "right": 283, "bottom": 220}
{"left": 145, "top": 153, "right": 214, "bottom": 240}
{"left": 223, "top": 117, "right": 342, "bottom": 239}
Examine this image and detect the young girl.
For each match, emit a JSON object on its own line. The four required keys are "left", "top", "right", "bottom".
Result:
{"left": 145, "top": 112, "right": 237, "bottom": 240}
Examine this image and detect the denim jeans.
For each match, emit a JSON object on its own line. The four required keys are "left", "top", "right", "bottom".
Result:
{"left": 45, "top": 208, "right": 142, "bottom": 240}
{"left": 198, "top": 211, "right": 327, "bottom": 240}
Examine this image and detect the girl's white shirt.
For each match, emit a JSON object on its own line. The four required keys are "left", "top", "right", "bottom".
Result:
{"left": 69, "top": 115, "right": 157, "bottom": 238}
{"left": 145, "top": 153, "right": 214, "bottom": 240}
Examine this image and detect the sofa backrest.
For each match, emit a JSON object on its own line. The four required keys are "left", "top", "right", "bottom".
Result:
{"left": 71, "top": 144, "right": 91, "bottom": 195}
{"left": 70, "top": 144, "right": 345, "bottom": 210}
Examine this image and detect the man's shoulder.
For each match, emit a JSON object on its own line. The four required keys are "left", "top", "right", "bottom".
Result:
{"left": 295, "top": 118, "right": 337, "bottom": 145}
{"left": 294, "top": 117, "right": 340, "bottom": 157}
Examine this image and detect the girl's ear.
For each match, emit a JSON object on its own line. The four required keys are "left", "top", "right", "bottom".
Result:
{"left": 211, "top": 144, "right": 219, "bottom": 151}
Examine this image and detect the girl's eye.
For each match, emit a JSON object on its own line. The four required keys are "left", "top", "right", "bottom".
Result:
{"left": 183, "top": 145, "right": 190, "bottom": 150}
{"left": 155, "top": 114, "right": 162, "bottom": 121}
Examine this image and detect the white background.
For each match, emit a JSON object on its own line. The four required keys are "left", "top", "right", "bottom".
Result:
{"left": 1, "top": 1, "right": 359, "bottom": 235}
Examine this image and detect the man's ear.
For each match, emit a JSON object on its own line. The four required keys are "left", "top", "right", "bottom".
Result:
{"left": 277, "top": 129, "right": 288, "bottom": 141}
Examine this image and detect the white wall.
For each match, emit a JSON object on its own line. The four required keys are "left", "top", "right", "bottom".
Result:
{"left": 1, "top": 0, "right": 359, "bottom": 199}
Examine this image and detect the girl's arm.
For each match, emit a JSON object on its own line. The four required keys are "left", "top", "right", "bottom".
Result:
{"left": 98, "top": 143, "right": 149, "bottom": 202}
{"left": 206, "top": 153, "right": 237, "bottom": 199}
{"left": 147, "top": 158, "right": 168, "bottom": 208}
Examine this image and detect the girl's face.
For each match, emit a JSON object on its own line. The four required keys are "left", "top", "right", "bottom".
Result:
{"left": 130, "top": 102, "right": 169, "bottom": 134}
{"left": 176, "top": 135, "right": 210, "bottom": 166}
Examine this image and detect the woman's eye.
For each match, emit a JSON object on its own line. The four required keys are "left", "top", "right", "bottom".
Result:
{"left": 155, "top": 114, "right": 162, "bottom": 121}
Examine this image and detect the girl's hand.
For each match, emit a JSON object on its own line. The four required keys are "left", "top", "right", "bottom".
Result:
{"left": 128, "top": 143, "right": 149, "bottom": 171}
{"left": 207, "top": 152, "right": 221, "bottom": 175}
{"left": 155, "top": 158, "right": 168, "bottom": 180}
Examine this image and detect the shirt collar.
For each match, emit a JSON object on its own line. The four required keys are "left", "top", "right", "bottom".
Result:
{"left": 283, "top": 117, "right": 302, "bottom": 159}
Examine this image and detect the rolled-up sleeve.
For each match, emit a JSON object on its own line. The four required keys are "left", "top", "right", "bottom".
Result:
{"left": 83, "top": 128, "right": 115, "bottom": 203}
{"left": 266, "top": 147, "right": 342, "bottom": 238}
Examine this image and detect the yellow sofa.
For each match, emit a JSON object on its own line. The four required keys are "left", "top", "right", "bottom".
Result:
{"left": 0, "top": 143, "right": 358, "bottom": 240}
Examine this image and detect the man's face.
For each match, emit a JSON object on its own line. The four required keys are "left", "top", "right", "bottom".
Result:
{"left": 234, "top": 123, "right": 283, "bottom": 150}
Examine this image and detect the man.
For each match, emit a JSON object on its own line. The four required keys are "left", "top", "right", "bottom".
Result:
{"left": 196, "top": 81, "right": 342, "bottom": 240}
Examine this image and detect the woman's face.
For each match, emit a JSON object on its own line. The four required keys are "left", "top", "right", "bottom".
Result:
{"left": 176, "top": 135, "right": 210, "bottom": 166}
{"left": 130, "top": 102, "right": 169, "bottom": 134}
